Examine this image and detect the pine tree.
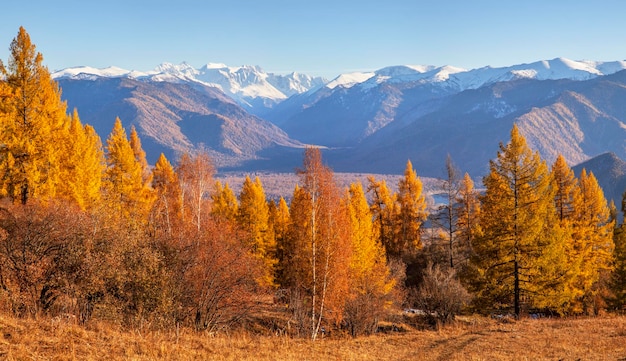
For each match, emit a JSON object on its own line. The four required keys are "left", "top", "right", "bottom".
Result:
{"left": 237, "top": 176, "right": 276, "bottom": 286}
{"left": 394, "top": 160, "right": 428, "bottom": 258}
{"left": 472, "top": 125, "right": 568, "bottom": 317}
{"left": 0, "top": 27, "right": 68, "bottom": 204}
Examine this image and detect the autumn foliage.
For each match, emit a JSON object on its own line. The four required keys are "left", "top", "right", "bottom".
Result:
{"left": 0, "top": 27, "right": 625, "bottom": 345}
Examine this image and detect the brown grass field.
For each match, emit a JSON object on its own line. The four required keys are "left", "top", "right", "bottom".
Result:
{"left": 1, "top": 313, "right": 625, "bottom": 360}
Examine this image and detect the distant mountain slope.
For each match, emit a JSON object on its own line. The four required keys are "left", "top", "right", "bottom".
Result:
{"left": 266, "top": 58, "right": 626, "bottom": 149}
{"left": 573, "top": 152, "right": 626, "bottom": 208}
{"left": 53, "top": 58, "right": 626, "bottom": 178}
{"left": 57, "top": 77, "right": 303, "bottom": 167}
{"left": 327, "top": 70, "right": 626, "bottom": 178}
{"left": 53, "top": 63, "right": 327, "bottom": 116}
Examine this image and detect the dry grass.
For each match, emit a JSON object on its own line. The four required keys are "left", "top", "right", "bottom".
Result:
{"left": 1, "top": 313, "right": 625, "bottom": 360}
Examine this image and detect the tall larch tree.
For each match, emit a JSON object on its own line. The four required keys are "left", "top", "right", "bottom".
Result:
{"left": 129, "top": 126, "right": 152, "bottom": 186}
{"left": 571, "top": 169, "right": 614, "bottom": 313}
{"left": 367, "top": 176, "right": 398, "bottom": 260}
{"left": 237, "top": 176, "right": 276, "bottom": 286}
{"left": 471, "top": 125, "right": 568, "bottom": 317}
{"left": 57, "top": 109, "right": 105, "bottom": 210}
{"left": 270, "top": 196, "right": 291, "bottom": 287}
{"left": 211, "top": 180, "right": 238, "bottom": 222}
{"left": 103, "top": 117, "right": 154, "bottom": 224}
{"left": 610, "top": 191, "right": 626, "bottom": 310}
{"left": 0, "top": 27, "right": 68, "bottom": 204}
{"left": 394, "top": 160, "right": 428, "bottom": 258}
{"left": 455, "top": 172, "right": 481, "bottom": 271}
{"left": 550, "top": 154, "right": 584, "bottom": 310}
{"left": 344, "top": 182, "right": 395, "bottom": 336}
{"left": 285, "top": 147, "right": 352, "bottom": 340}
{"left": 150, "top": 153, "right": 181, "bottom": 238}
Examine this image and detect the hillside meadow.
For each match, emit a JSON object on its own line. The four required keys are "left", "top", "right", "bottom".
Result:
{"left": 1, "top": 312, "right": 625, "bottom": 360}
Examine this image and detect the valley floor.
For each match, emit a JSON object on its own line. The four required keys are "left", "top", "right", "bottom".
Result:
{"left": 1, "top": 313, "right": 625, "bottom": 360}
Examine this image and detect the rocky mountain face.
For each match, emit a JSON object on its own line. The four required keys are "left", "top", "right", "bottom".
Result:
{"left": 57, "top": 77, "right": 303, "bottom": 168}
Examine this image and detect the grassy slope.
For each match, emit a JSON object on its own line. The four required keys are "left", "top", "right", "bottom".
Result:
{"left": 1, "top": 314, "right": 625, "bottom": 360}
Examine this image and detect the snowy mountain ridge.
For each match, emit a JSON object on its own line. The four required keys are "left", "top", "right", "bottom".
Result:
{"left": 52, "top": 58, "right": 626, "bottom": 115}
{"left": 52, "top": 63, "right": 327, "bottom": 114}
{"left": 331, "top": 58, "right": 626, "bottom": 93}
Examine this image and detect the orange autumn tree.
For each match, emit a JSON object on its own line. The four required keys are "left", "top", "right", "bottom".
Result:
{"left": 344, "top": 182, "right": 395, "bottom": 336}
{"left": 150, "top": 153, "right": 182, "bottom": 238}
{"left": 211, "top": 180, "right": 238, "bottom": 222}
{"left": 284, "top": 147, "right": 351, "bottom": 340}
{"left": 103, "top": 117, "right": 154, "bottom": 224}
{"left": 237, "top": 175, "right": 276, "bottom": 286}
{"left": 177, "top": 152, "right": 214, "bottom": 232}
{"left": 57, "top": 109, "right": 105, "bottom": 210}
{"left": 269, "top": 196, "right": 291, "bottom": 287}
{"left": 0, "top": 27, "right": 69, "bottom": 204}
{"left": 471, "top": 125, "right": 569, "bottom": 317}
{"left": 367, "top": 176, "right": 398, "bottom": 260}
{"left": 393, "top": 160, "right": 428, "bottom": 258}
{"left": 571, "top": 169, "right": 614, "bottom": 313}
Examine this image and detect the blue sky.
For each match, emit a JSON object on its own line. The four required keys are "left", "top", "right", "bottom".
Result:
{"left": 2, "top": 0, "right": 626, "bottom": 79}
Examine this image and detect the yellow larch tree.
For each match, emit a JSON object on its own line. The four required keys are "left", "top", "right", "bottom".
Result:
{"left": 237, "top": 175, "right": 276, "bottom": 286}
{"left": 550, "top": 155, "right": 585, "bottom": 312}
{"left": 610, "top": 192, "right": 626, "bottom": 309}
{"left": 103, "top": 117, "right": 154, "bottom": 224}
{"left": 571, "top": 169, "right": 614, "bottom": 313}
{"left": 367, "top": 176, "right": 398, "bottom": 260}
{"left": 471, "top": 125, "right": 569, "bottom": 317}
{"left": 129, "top": 126, "right": 152, "bottom": 186}
{"left": 344, "top": 182, "right": 395, "bottom": 336}
{"left": 269, "top": 196, "right": 290, "bottom": 287}
{"left": 150, "top": 153, "right": 181, "bottom": 238}
{"left": 57, "top": 109, "right": 105, "bottom": 210}
{"left": 211, "top": 180, "right": 239, "bottom": 222}
{"left": 0, "top": 27, "right": 68, "bottom": 204}
{"left": 456, "top": 173, "right": 481, "bottom": 265}
{"left": 394, "top": 160, "right": 428, "bottom": 258}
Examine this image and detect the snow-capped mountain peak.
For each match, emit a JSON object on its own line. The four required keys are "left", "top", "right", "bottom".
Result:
{"left": 52, "top": 62, "right": 327, "bottom": 114}
{"left": 326, "top": 72, "right": 376, "bottom": 89}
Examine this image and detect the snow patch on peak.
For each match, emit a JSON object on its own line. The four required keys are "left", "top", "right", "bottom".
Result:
{"left": 52, "top": 66, "right": 146, "bottom": 79}
{"left": 326, "top": 72, "right": 376, "bottom": 89}
{"left": 203, "top": 62, "right": 228, "bottom": 69}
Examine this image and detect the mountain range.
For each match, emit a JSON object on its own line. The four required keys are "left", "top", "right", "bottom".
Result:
{"left": 52, "top": 58, "right": 626, "bottom": 203}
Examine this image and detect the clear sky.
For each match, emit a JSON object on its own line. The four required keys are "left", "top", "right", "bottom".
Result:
{"left": 1, "top": 0, "right": 625, "bottom": 79}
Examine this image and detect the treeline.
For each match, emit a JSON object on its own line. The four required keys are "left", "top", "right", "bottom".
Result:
{"left": 1, "top": 27, "right": 626, "bottom": 339}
